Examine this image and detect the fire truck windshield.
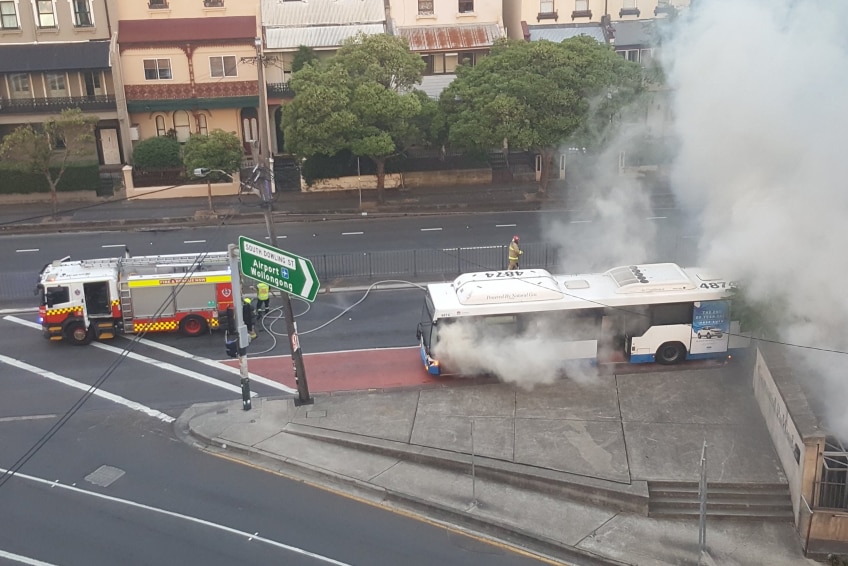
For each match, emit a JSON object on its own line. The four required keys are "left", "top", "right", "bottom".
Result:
{"left": 43, "top": 286, "right": 70, "bottom": 308}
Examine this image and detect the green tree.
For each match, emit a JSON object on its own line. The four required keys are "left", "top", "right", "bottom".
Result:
{"left": 441, "top": 37, "right": 643, "bottom": 194}
{"left": 0, "top": 108, "right": 98, "bottom": 216}
{"left": 132, "top": 136, "right": 182, "bottom": 170}
{"left": 283, "top": 33, "right": 426, "bottom": 202}
{"left": 291, "top": 45, "right": 319, "bottom": 73}
{"left": 183, "top": 129, "right": 243, "bottom": 212}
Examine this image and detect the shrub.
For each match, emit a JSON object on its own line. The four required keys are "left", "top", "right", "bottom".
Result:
{"left": 0, "top": 162, "right": 100, "bottom": 194}
{"left": 132, "top": 136, "right": 182, "bottom": 170}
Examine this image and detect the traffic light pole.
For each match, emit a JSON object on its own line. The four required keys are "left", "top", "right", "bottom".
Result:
{"left": 228, "top": 243, "right": 252, "bottom": 411}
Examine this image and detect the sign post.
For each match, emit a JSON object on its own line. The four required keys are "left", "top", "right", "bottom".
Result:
{"left": 239, "top": 236, "right": 318, "bottom": 405}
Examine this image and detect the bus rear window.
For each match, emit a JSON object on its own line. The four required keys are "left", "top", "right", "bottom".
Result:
{"left": 44, "top": 286, "right": 70, "bottom": 307}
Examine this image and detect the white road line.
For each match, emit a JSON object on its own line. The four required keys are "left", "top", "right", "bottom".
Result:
{"left": 570, "top": 220, "right": 592, "bottom": 224}
{"left": 264, "top": 235, "right": 287, "bottom": 239}
{"left": 15, "top": 249, "right": 39, "bottom": 253}
{"left": 0, "top": 549, "right": 59, "bottom": 566}
{"left": 123, "top": 336, "right": 296, "bottom": 394}
{"left": 0, "top": 414, "right": 58, "bottom": 423}
{"left": 420, "top": 227, "right": 442, "bottom": 232}
{"left": 4, "top": 316, "right": 256, "bottom": 397}
{"left": 183, "top": 240, "right": 206, "bottom": 244}
{"left": 101, "top": 244, "right": 126, "bottom": 248}
{"left": 0, "top": 467, "right": 353, "bottom": 566}
{"left": 341, "top": 232, "right": 363, "bottom": 236}
{"left": 0, "top": 354, "right": 174, "bottom": 423}
{"left": 495, "top": 224, "right": 516, "bottom": 228}
{"left": 646, "top": 216, "right": 667, "bottom": 220}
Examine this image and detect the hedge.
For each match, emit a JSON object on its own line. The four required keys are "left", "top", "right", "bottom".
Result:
{"left": 0, "top": 162, "right": 100, "bottom": 195}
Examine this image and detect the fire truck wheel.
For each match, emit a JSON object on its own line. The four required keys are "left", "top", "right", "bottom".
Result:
{"left": 65, "top": 321, "right": 93, "bottom": 346}
{"left": 180, "top": 315, "right": 208, "bottom": 337}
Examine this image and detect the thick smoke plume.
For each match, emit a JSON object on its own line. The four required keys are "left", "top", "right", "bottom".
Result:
{"left": 664, "top": 0, "right": 848, "bottom": 439}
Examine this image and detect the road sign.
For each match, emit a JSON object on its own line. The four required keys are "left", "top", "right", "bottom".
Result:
{"left": 238, "top": 236, "right": 320, "bottom": 302}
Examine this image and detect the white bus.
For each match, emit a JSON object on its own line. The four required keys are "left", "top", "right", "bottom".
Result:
{"left": 417, "top": 263, "right": 746, "bottom": 376}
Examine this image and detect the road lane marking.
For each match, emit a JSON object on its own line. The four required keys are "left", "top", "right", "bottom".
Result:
{"left": 646, "top": 216, "right": 667, "bottom": 220}
{"left": 570, "top": 220, "right": 592, "bottom": 224}
{"left": 15, "top": 249, "right": 39, "bottom": 253}
{"left": 0, "top": 354, "right": 174, "bottom": 423}
{"left": 341, "top": 232, "right": 363, "bottom": 236}
{"left": 420, "top": 227, "right": 442, "bottom": 231}
{"left": 183, "top": 240, "right": 206, "bottom": 244}
{"left": 0, "top": 549, "right": 58, "bottom": 566}
{"left": 495, "top": 224, "right": 516, "bottom": 227}
{"left": 4, "top": 316, "right": 256, "bottom": 397}
{"left": 0, "top": 414, "right": 58, "bottom": 423}
{"left": 1, "top": 467, "right": 353, "bottom": 566}
{"left": 101, "top": 244, "right": 126, "bottom": 248}
{"left": 123, "top": 336, "right": 296, "bottom": 394}
{"left": 264, "top": 235, "right": 287, "bottom": 240}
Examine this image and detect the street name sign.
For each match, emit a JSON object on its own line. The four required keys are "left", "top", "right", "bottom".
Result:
{"left": 238, "top": 236, "right": 320, "bottom": 302}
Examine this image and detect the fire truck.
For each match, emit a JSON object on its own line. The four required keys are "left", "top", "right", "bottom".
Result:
{"left": 37, "top": 251, "right": 234, "bottom": 345}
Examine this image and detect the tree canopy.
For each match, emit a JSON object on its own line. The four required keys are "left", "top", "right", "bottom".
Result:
{"left": 441, "top": 36, "right": 644, "bottom": 192}
{"left": 282, "top": 33, "right": 426, "bottom": 202}
{"left": 0, "top": 108, "right": 97, "bottom": 216}
{"left": 182, "top": 129, "right": 243, "bottom": 178}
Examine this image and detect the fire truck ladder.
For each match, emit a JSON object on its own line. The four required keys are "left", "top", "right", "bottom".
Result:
{"left": 119, "top": 282, "right": 134, "bottom": 333}
{"left": 119, "top": 252, "right": 230, "bottom": 275}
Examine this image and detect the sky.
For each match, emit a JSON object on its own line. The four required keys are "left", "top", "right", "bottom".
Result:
{"left": 663, "top": 0, "right": 848, "bottom": 439}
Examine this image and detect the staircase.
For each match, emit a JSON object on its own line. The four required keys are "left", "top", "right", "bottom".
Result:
{"left": 119, "top": 282, "right": 133, "bottom": 334}
{"left": 648, "top": 481, "right": 794, "bottom": 522}
{"left": 488, "top": 152, "right": 513, "bottom": 183}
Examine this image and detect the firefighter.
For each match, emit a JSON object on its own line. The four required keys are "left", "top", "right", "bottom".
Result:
{"left": 256, "top": 282, "right": 270, "bottom": 321}
{"left": 243, "top": 297, "right": 257, "bottom": 339}
{"left": 508, "top": 235, "right": 523, "bottom": 270}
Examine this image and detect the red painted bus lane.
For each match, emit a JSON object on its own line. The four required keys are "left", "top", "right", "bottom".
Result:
{"left": 222, "top": 347, "right": 451, "bottom": 393}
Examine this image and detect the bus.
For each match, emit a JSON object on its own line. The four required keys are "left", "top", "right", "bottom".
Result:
{"left": 416, "top": 263, "right": 747, "bottom": 376}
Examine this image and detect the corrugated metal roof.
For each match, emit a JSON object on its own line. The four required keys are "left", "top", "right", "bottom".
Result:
{"left": 118, "top": 16, "right": 256, "bottom": 45}
{"left": 266, "top": 23, "right": 385, "bottom": 50}
{"left": 418, "top": 74, "right": 455, "bottom": 99}
{"left": 611, "top": 19, "right": 658, "bottom": 48}
{"left": 527, "top": 24, "right": 605, "bottom": 43}
{"left": 397, "top": 24, "right": 502, "bottom": 52}
{"left": 262, "top": 0, "right": 385, "bottom": 27}
{"left": 0, "top": 41, "right": 111, "bottom": 73}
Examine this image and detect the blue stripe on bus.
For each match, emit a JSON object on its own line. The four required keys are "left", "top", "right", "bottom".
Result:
{"left": 630, "top": 353, "right": 655, "bottom": 364}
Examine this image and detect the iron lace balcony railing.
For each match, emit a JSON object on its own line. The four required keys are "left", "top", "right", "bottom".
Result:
{"left": 266, "top": 82, "right": 294, "bottom": 99}
{"left": 0, "top": 95, "right": 116, "bottom": 114}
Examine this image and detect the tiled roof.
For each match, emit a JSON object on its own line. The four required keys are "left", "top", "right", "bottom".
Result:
{"left": 397, "top": 24, "right": 502, "bottom": 52}
{"left": 261, "top": 0, "right": 385, "bottom": 27}
{"left": 265, "top": 23, "right": 385, "bottom": 50}
{"left": 118, "top": 16, "right": 256, "bottom": 45}
{"left": 0, "top": 41, "right": 110, "bottom": 73}
{"left": 526, "top": 23, "right": 606, "bottom": 43}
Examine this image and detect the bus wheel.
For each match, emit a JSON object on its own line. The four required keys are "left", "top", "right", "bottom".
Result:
{"left": 656, "top": 342, "right": 686, "bottom": 365}
{"left": 65, "top": 321, "right": 93, "bottom": 346}
{"left": 180, "top": 315, "right": 208, "bottom": 337}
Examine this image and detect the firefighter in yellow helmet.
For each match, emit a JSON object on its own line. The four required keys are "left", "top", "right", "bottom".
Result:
{"left": 256, "top": 282, "right": 270, "bottom": 320}
{"left": 243, "top": 297, "right": 257, "bottom": 339}
{"left": 508, "top": 235, "right": 523, "bottom": 270}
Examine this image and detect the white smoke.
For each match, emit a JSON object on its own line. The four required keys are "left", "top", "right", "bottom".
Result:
{"left": 664, "top": 0, "right": 848, "bottom": 439}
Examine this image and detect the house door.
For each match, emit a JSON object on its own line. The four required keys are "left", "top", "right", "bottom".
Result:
{"left": 84, "top": 72, "right": 104, "bottom": 97}
{"left": 100, "top": 129, "right": 121, "bottom": 165}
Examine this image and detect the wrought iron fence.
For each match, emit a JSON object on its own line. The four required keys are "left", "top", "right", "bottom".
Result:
{"left": 816, "top": 437, "right": 848, "bottom": 510}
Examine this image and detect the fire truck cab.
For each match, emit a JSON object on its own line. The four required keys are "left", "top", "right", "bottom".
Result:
{"left": 37, "top": 252, "right": 234, "bottom": 345}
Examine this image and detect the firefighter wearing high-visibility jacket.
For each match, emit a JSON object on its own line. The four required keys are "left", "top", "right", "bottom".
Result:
{"left": 256, "top": 282, "right": 270, "bottom": 320}
{"left": 508, "top": 235, "right": 523, "bottom": 270}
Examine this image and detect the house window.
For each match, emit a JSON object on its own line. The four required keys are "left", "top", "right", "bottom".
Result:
{"left": 540, "top": 0, "right": 554, "bottom": 13}
{"left": 73, "top": 0, "right": 92, "bottom": 26}
{"left": 173, "top": 110, "right": 191, "bottom": 142}
{"left": 46, "top": 72, "right": 67, "bottom": 95}
{"left": 9, "top": 73, "right": 30, "bottom": 98}
{"left": 617, "top": 49, "right": 639, "bottom": 62}
{"left": 623, "top": 0, "right": 635, "bottom": 8}
{"left": 575, "top": 0, "right": 588, "bottom": 10}
{"left": 148, "top": 0, "right": 167, "bottom": 8}
{"left": 154, "top": 115, "right": 167, "bottom": 137}
{"left": 0, "top": 1, "right": 19, "bottom": 28}
{"left": 458, "top": 0, "right": 473, "bottom": 13}
{"left": 458, "top": 52, "right": 475, "bottom": 67}
{"left": 418, "top": 0, "right": 433, "bottom": 15}
{"left": 620, "top": 0, "right": 639, "bottom": 16}
{"left": 144, "top": 59, "right": 172, "bottom": 80}
{"left": 84, "top": 71, "right": 102, "bottom": 96}
{"left": 36, "top": 0, "right": 56, "bottom": 27}
{"left": 196, "top": 114, "right": 208, "bottom": 135}
{"left": 204, "top": 0, "right": 223, "bottom": 6}
{"left": 210, "top": 55, "right": 238, "bottom": 78}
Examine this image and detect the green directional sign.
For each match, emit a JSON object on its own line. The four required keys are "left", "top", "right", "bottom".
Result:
{"left": 238, "top": 236, "right": 320, "bottom": 302}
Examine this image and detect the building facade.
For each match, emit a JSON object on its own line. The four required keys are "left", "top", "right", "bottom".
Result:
{"left": 115, "top": 0, "right": 260, "bottom": 160}
{"left": 0, "top": 0, "right": 125, "bottom": 166}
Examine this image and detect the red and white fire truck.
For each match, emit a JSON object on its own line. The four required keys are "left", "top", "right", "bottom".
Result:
{"left": 37, "top": 251, "right": 234, "bottom": 345}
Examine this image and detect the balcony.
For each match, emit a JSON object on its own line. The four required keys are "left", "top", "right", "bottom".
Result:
{"left": 267, "top": 82, "right": 294, "bottom": 99}
{"left": 0, "top": 95, "right": 116, "bottom": 115}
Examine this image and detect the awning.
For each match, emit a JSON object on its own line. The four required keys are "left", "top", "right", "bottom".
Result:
{"left": 0, "top": 41, "right": 110, "bottom": 73}
{"left": 126, "top": 96, "right": 259, "bottom": 112}
{"left": 397, "top": 24, "right": 502, "bottom": 52}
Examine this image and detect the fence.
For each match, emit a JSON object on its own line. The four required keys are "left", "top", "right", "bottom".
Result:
{"left": 815, "top": 437, "right": 848, "bottom": 510}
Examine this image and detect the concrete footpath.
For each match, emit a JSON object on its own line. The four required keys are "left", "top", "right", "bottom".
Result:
{"left": 178, "top": 360, "right": 816, "bottom": 566}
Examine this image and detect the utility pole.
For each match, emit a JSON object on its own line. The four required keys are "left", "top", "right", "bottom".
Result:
{"left": 253, "top": 36, "right": 312, "bottom": 406}
{"left": 228, "top": 243, "right": 252, "bottom": 411}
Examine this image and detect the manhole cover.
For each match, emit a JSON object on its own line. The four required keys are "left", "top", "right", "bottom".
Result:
{"left": 84, "top": 465, "right": 125, "bottom": 488}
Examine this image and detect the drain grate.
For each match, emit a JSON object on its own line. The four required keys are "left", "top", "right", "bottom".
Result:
{"left": 84, "top": 465, "right": 125, "bottom": 488}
